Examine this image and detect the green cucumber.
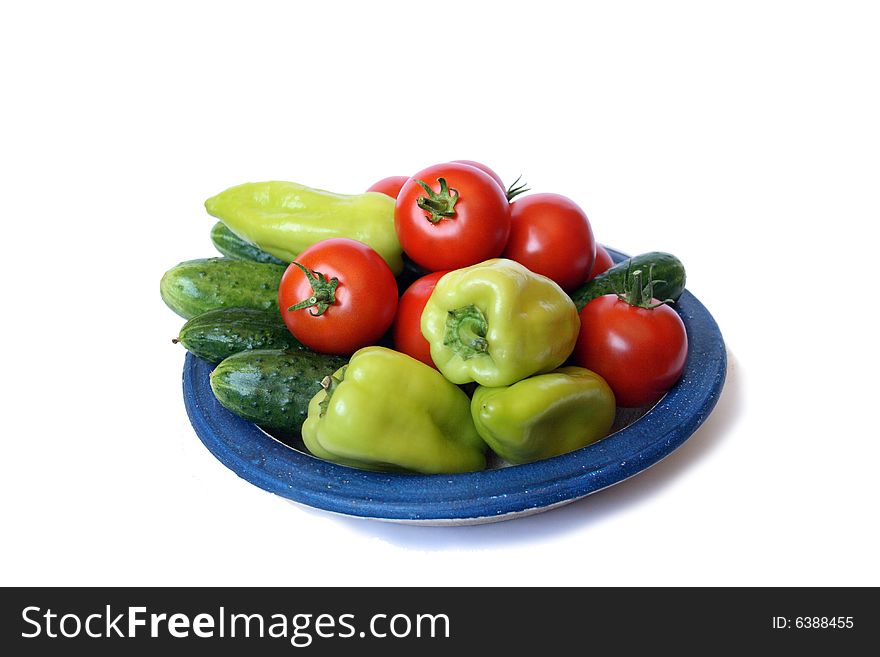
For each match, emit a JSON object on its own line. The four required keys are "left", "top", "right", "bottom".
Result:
{"left": 160, "top": 257, "right": 285, "bottom": 319}
{"left": 174, "top": 307, "right": 303, "bottom": 364}
{"left": 210, "top": 221, "right": 287, "bottom": 265}
{"left": 210, "top": 349, "right": 348, "bottom": 432}
{"left": 570, "top": 252, "right": 686, "bottom": 311}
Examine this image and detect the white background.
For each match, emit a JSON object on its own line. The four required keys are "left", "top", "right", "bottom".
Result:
{"left": 1, "top": 1, "right": 878, "bottom": 586}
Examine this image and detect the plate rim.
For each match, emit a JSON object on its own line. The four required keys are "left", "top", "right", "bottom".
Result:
{"left": 182, "top": 247, "right": 727, "bottom": 522}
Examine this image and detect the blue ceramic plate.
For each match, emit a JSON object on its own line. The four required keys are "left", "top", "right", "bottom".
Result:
{"left": 183, "top": 248, "right": 726, "bottom": 525}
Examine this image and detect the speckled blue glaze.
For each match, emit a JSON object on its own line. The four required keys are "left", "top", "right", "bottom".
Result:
{"left": 182, "top": 248, "right": 726, "bottom": 523}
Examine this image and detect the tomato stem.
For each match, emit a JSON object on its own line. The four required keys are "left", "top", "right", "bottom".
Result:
{"left": 288, "top": 262, "right": 339, "bottom": 316}
{"left": 616, "top": 264, "right": 675, "bottom": 309}
{"left": 506, "top": 175, "right": 530, "bottom": 201}
{"left": 416, "top": 178, "right": 459, "bottom": 223}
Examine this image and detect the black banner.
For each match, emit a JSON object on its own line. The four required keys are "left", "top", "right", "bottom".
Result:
{"left": 1, "top": 587, "right": 874, "bottom": 654}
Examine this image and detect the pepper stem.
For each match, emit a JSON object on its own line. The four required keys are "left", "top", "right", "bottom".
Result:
{"left": 416, "top": 178, "right": 459, "bottom": 223}
{"left": 616, "top": 264, "right": 675, "bottom": 309}
{"left": 288, "top": 262, "right": 339, "bottom": 316}
{"left": 318, "top": 367, "right": 347, "bottom": 418}
{"left": 444, "top": 305, "right": 489, "bottom": 360}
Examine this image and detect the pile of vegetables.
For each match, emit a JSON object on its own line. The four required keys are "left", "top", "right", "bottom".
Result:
{"left": 161, "top": 160, "right": 688, "bottom": 474}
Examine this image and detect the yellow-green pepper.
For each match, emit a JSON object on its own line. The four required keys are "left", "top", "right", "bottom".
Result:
{"left": 471, "top": 366, "right": 616, "bottom": 464}
{"left": 420, "top": 259, "right": 580, "bottom": 387}
{"left": 302, "top": 347, "right": 487, "bottom": 474}
{"left": 204, "top": 181, "right": 404, "bottom": 274}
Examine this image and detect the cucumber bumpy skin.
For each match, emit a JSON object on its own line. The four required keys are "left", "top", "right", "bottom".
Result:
{"left": 210, "top": 221, "right": 288, "bottom": 266}
{"left": 569, "top": 251, "right": 686, "bottom": 312}
{"left": 209, "top": 349, "right": 348, "bottom": 433}
{"left": 160, "top": 257, "right": 286, "bottom": 319}
{"left": 175, "top": 307, "right": 303, "bottom": 364}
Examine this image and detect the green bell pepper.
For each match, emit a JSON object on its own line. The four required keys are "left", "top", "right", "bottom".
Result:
{"left": 471, "top": 366, "right": 616, "bottom": 464}
{"left": 420, "top": 259, "right": 580, "bottom": 387}
{"left": 301, "top": 346, "right": 487, "bottom": 474}
{"left": 204, "top": 181, "right": 404, "bottom": 274}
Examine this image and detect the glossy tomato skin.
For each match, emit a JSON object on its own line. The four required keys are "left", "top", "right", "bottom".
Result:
{"left": 574, "top": 295, "right": 688, "bottom": 407}
{"left": 392, "top": 270, "right": 448, "bottom": 368}
{"left": 278, "top": 238, "right": 398, "bottom": 355}
{"left": 586, "top": 244, "right": 615, "bottom": 281}
{"left": 503, "top": 193, "right": 596, "bottom": 290}
{"left": 366, "top": 176, "right": 409, "bottom": 199}
{"left": 450, "top": 160, "right": 506, "bottom": 192}
{"left": 395, "top": 162, "right": 510, "bottom": 271}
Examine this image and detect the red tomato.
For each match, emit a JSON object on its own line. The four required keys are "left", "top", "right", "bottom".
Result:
{"left": 395, "top": 162, "right": 511, "bottom": 271}
{"left": 574, "top": 295, "right": 688, "bottom": 407}
{"left": 503, "top": 193, "right": 596, "bottom": 290}
{"left": 392, "top": 271, "right": 448, "bottom": 368}
{"left": 366, "top": 175, "right": 409, "bottom": 199}
{"left": 586, "top": 244, "right": 615, "bottom": 281}
{"left": 450, "top": 160, "right": 506, "bottom": 192}
{"left": 278, "top": 238, "right": 398, "bottom": 355}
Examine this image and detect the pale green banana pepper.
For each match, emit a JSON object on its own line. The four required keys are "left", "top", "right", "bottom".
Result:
{"left": 204, "top": 181, "right": 404, "bottom": 274}
{"left": 421, "top": 259, "right": 580, "bottom": 387}
{"left": 302, "top": 347, "right": 486, "bottom": 474}
{"left": 472, "top": 367, "right": 616, "bottom": 464}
